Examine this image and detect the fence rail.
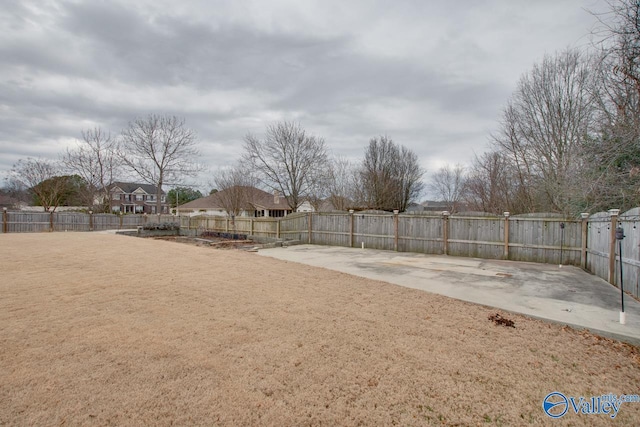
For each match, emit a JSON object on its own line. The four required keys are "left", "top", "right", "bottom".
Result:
{"left": 2, "top": 207, "right": 638, "bottom": 298}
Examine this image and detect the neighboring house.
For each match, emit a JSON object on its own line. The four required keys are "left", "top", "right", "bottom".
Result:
{"left": 176, "top": 186, "right": 292, "bottom": 217}
{"left": 296, "top": 200, "right": 315, "bottom": 213}
{"left": 110, "top": 182, "right": 169, "bottom": 214}
{"left": 295, "top": 199, "right": 346, "bottom": 213}
{"left": 406, "top": 200, "right": 469, "bottom": 214}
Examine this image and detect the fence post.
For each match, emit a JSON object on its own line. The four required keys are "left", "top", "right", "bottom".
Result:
{"left": 503, "top": 212, "right": 510, "bottom": 259}
{"left": 608, "top": 209, "right": 620, "bottom": 285}
{"left": 119, "top": 212, "right": 123, "bottom": 230}
{"left": 226, "top": 217, "right": 229, "bottom": 232}
{"left": 580, "top": 213, "right": 589, "bottom": 269}
{"left": 308, "top": 212, "right": 312, "bottom": 244}
{"left": 276, "top": 218, "right": 281, "bottom": 239}
{"left": 349, "top": 209, "right": 354, "bottom": 248}
{"left": 89, "top": 210, "right": 93, "bottom": 231}
{"left": 393, "top": 210, "right": 399, "bottom": 251}
{"left": 49, "top": 210, "right": 54, "bottom": 232}
{"left": 250, "top": 218, "right": 254, "bottom": 236}
{"left": 2, "top": 207, "right": 7, "bottom": 233}
{"left": 144, "top": 213, "right": 147, "bottom": 224}
{"left": 442, "top": 211, "right": 450, "bottom": 255}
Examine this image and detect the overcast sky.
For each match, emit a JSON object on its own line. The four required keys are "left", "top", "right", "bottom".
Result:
{"left": 0, "top": 0, "right": 608, "bottom": 193}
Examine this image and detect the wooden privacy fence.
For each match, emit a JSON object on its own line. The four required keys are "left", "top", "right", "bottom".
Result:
{"left": 586, "top": 208, "right": 640, "bottom": 299}
{"left": 2, "top": 207, "right": 638, "bottom": 298}
{"left": 181, "top": 210, "right": 586, "bottom": 267}
{"left": 179, "top": 215, "right": 280, "bottom": 238}
{"left": 1, "top": 210, "right": 176, "bottom": 233}
{"left": 293, "top": 211, "right": 584, "bottom": 266}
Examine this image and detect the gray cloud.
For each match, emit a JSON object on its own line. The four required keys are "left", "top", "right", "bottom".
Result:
{"left": 0, "top": 0, "right": 607, "bottom": 193}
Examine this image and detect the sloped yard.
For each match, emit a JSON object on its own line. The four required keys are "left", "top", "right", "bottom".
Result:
{"left": 1, "top": 233, "right": 639, "bottom": 426}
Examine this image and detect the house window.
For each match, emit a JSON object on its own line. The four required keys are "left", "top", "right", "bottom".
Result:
{"left": 112, "top": 206, "right": 121, "bottom": 212}
{"left": 112, "top": 193, "right": 121, "bottom": 200}
{"left": 148, "top": 195, "right": 155, "bottom": 201}
{"left": 136, "top": 194, "right": 144, "bottom": 201}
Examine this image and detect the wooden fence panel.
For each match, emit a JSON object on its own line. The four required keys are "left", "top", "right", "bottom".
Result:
{"left": 448, "top": 216, "right": 503, "bottom": 259}
{"left": 252, "top": 218, "right": 278, "bottom": 238}
{"left": 6, "top": 212, "right": 51, "bottom": 233}
{"left": 158, "top": 214, "right": 177, "bottom": 223}
{"left": 227, "top": 218, "right": 249, "bottom": 234}
{"left": 509, "top": 217, "right": 581, "bottom": 265}
{"left": 586, "top": 212, "right": 611, "bottom": 286}
{"left": 53, "top": 213, "right": 89, "bottom": 232}
{"left": 397, "top": 215, "right": 443, "bottom": 254}
{"left": 310, "top": 213, "right": 350, "bottom": 247}
{"left": 617, "top": 208, "right": 640, "bottom": 298}
{"left": 122, "top": 214, "right": 145, "bottom": 228}
{"left": 93, "top": 214, "right": 121, "bottom": 230}
{"left": 353, "top": 213, "right": 394, "bottom": 251}
{"left": 279, "top": 213, "right": 309, "bottom": 242}
{"left": 185, "top": 215, "right": 222, "bottom": 232}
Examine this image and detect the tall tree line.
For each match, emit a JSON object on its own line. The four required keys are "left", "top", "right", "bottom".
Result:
{"left": 431, "top": 0, "right": 640, "bottom": 216}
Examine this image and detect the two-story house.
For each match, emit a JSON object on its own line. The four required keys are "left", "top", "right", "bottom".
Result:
{"left": 110, "top": 182, "right": 169, "bottom": 214}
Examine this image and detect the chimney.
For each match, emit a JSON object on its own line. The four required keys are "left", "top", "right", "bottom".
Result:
{"left": 273, "top": 190, "right": 279, "bottom": 204}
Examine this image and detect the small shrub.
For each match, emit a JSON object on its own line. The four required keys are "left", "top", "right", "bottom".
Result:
{"left": 141, "top": 222, "right": 179, "bottom": 231}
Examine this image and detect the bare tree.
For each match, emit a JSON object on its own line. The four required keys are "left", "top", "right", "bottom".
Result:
{"left": 464, "top": 152, "right": 515, "bottom": 214}
{"left": 119, "top": 115, "right": 201, "bottom": 214}
{"left": 1, "top": 178, "right": 29, "bottom": 207}
{"left": 326, "top": 156, "right": 357, "bottom": 211}
{"left": 212, "top": 163, "right": 258, "bottom": 217}
{"left": 8, "top": 158, "right": 67, "bottom": 212}
{"left": 62, "top": 127, "right": 119, "bottom": 212}
{"left": 396, "top": 145, "right": 425, "bottom": 212}
{"left": 243, "top": 121, "right": 329, "bottom": 211}
{"left": 358, "top": 136, "right": 424, "bottom": 211}
{"left": 429, "top": 164, "right": 467, "bottom": 213}
{"left": 358, "top": 136, "right": 396, "bottom": 210}
{"left": 491, "top": 49, "right": 597, "bottom": 214}
{"left": 584, "top": 0, "right": 640, "bottom": 211}
{"left": 592, "top": 0, "right": 640, "bottom": 89}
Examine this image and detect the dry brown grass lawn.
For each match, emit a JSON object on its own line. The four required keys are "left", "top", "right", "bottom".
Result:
{"left": 1, "top": 233, "right": 639, "bottom": 426}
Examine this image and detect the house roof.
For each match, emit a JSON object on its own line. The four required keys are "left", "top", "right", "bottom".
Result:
{"left": 111, "top": 182, "right": 165, "bottom": 195}
{"left": 178, "top": 186, "right": 290, "bottom": 211}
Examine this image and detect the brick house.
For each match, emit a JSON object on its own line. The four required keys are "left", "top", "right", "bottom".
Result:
{"left": 109, "top": 182, "right": 169, "bottom": 214}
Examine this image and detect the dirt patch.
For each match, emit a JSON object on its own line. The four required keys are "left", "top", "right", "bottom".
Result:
{"left": 151, "top": 235, "right": 258, "bottom": 250}
{"left": 1, "top": 233, "right": 639, "bottom": 426}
